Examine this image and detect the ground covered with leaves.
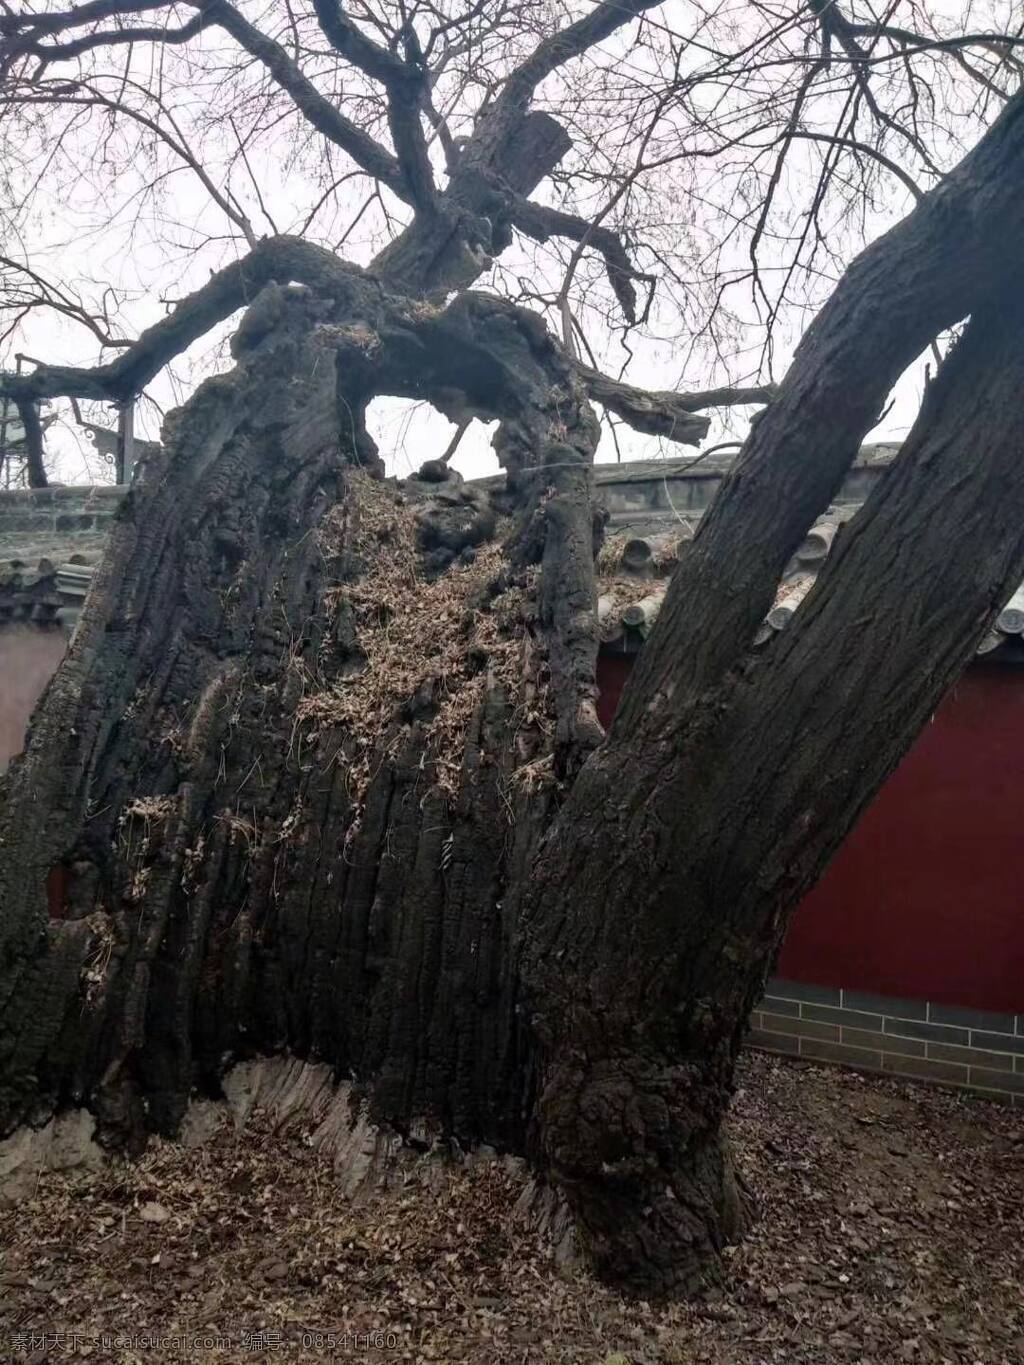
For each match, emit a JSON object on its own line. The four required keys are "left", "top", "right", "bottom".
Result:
{"left": 1, "top": 1051, "right": 1021, "bottom": 1363}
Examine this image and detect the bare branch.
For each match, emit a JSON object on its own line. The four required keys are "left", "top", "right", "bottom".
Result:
{"left": 0, "top": 0, "right": 169, "bottom": 40}
{"left": 310, "top": 0, "right": 437, "bottom": 209}
{"left": 808, "top": 0, "right": 941, "bottom": 173}
{"left": 0, "top": 253, "right": 131, "bottom": 348}
{"left": 785, "top": 132, "right": 924, "bottom": 203}
{"left": 0, "top": 236, "right": 364, "bottom": 405}
{"left": 844, "top": 20, "right": 1024, "bottom": 64}
{"left": 576, "top": 363, "right": 777, "bottom": 446}
{"left": 509, "top": 199, "right": 650, "bottom": 325}
{"left": 4, "top": 0, "right": 1018, "bottom": 455}
{"left": 8, "top": 80, "right": 259, "bottom": 246}
{"left": 198, "top": 0, "right": 409, "bottom": 201}
{"left": 0, "top": 0, "right": 412, "bottom": 201}
{"left": 1, "top": 12, "right": 209, "bottom": 66}
{"left": 497, "top": 0, "right": 667, "bottom": 114}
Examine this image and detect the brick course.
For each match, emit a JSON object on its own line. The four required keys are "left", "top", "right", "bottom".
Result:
{"left": 753, "top": 978, "right": 1024, "bottom": 1105}
{"left": 0, "top": 484, "right": 125, "bottom": 553}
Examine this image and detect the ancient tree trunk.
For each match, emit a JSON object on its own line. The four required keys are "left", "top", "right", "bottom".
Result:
{"left": 2, "top": 92, "right": 1024, "bottom": 1301}
{"left": 0, "top": 278, "right": 601, "bottom": 1152}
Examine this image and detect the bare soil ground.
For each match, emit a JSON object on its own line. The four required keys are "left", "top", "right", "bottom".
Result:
{"left": 1, "top": 1051, "right": 1022, "bottom": 1364}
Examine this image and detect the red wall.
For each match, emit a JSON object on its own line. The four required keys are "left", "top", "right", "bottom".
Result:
{"left": 596, "top": 653, "right": 633, "bottom": 729}
{"left": 0, "top": 627, "right": 66, "bottom": 772}
{"left": 596, "top": 655, "right": 1024, "bottom": 1014}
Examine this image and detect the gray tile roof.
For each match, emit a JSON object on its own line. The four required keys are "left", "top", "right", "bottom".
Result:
{"left": 3, "top": 444, "right": 1017, "bottom": 661}
{"left": 0, "top": 485, "right": 126, "bottom": 631}
{"left": 593, "top": 446, "right": 1024, "bottom": 661}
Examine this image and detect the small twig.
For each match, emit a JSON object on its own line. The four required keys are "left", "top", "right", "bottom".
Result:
{"left": 439, "top": 420, "right": 470, "bottom": 465}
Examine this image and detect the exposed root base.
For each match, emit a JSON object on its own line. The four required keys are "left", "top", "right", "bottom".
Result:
{"left": 0, "top": 1056, "right": 574, "bottom": 1247}
{"left": 513, "top": 1177, "right": 581, "bottom": 1268}
{"left": 0, "top": 1108, "right": 104, "bottom": 1205}
{"left": 220, "top": 1055, "right": 408, "bottom": 1202}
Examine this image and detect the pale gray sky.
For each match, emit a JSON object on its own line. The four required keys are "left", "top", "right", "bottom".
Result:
{"left": 2, "top": 0, "right": 1010, "bottom": 484}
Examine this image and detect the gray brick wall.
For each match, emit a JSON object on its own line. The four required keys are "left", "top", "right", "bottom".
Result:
{"left": 751, "top": 978, "right": 1024, "bottom": 1103}
{"left": 0, "top": 485, "right": 126, "bottom": 553}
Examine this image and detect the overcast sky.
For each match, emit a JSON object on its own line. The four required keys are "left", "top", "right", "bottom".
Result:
{"left": 2, "top": 0, "right": 1008, "bottom": 485}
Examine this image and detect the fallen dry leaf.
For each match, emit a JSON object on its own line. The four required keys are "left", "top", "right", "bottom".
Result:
{"left": 0, "top": 1051, "right": 1021, "bottom": 1364}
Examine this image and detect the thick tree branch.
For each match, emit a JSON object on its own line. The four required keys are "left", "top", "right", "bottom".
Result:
{"left": 509, "top": 199, "right": 649, "bottom": 324}
{"left": 845, "top": 20, "right": 1024, "bottom": 63}
{"left": 1, "top": 12, "right": 208, "bottom": 65}
{"left": 497, "top": 0, "right": 667, "bottom": 113}
{"left": 0, "top": 0, "right": 169, "bottom": 39}
{"left": 0, "top": 236, "right": 363, "bottom": 405}
{"left": 1, "top": 220, "right": 765, "bottom": 479}
{"left": 310, "top": 0, "right": 437, "bottom": 210}
{"left": 197, "top": 0, "right": 408, "bottom": 201}
{"left": 372, "top": 111, "right": 571, "bottom": 296}
{"left": 309, "top": 0, "right": 408, "bottom": 85}
{"left": 576, "top": 365, "right": 776, "bottom": 445}
{"left": 487, "top": 110, "right": 572, "bottom": 197}
{"left": 450, "top": 0, "right": 666, "bottom": 218}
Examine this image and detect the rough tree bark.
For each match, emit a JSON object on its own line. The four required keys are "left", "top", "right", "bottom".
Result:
{"left": 2, "top": 90, "right": 1024, "bottom": 1299}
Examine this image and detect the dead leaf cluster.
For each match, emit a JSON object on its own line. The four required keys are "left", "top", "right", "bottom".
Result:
{"left": 295, "top": 474, "right": 545, "bottom": 808}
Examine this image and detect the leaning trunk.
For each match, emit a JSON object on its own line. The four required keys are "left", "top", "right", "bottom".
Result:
{"left": 512, "top": 93, "right": 1024, "bottom": 1292}
{"left": 519, "top": 281, "right": 1024, "bottom": 1292}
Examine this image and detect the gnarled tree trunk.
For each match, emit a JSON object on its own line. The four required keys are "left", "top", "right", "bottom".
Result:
{"left": 2, "top": 91, "right": 1024, "bottom": 1298}
{"left": 0, "top": 277, "right": 602, "bottom": 1150}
